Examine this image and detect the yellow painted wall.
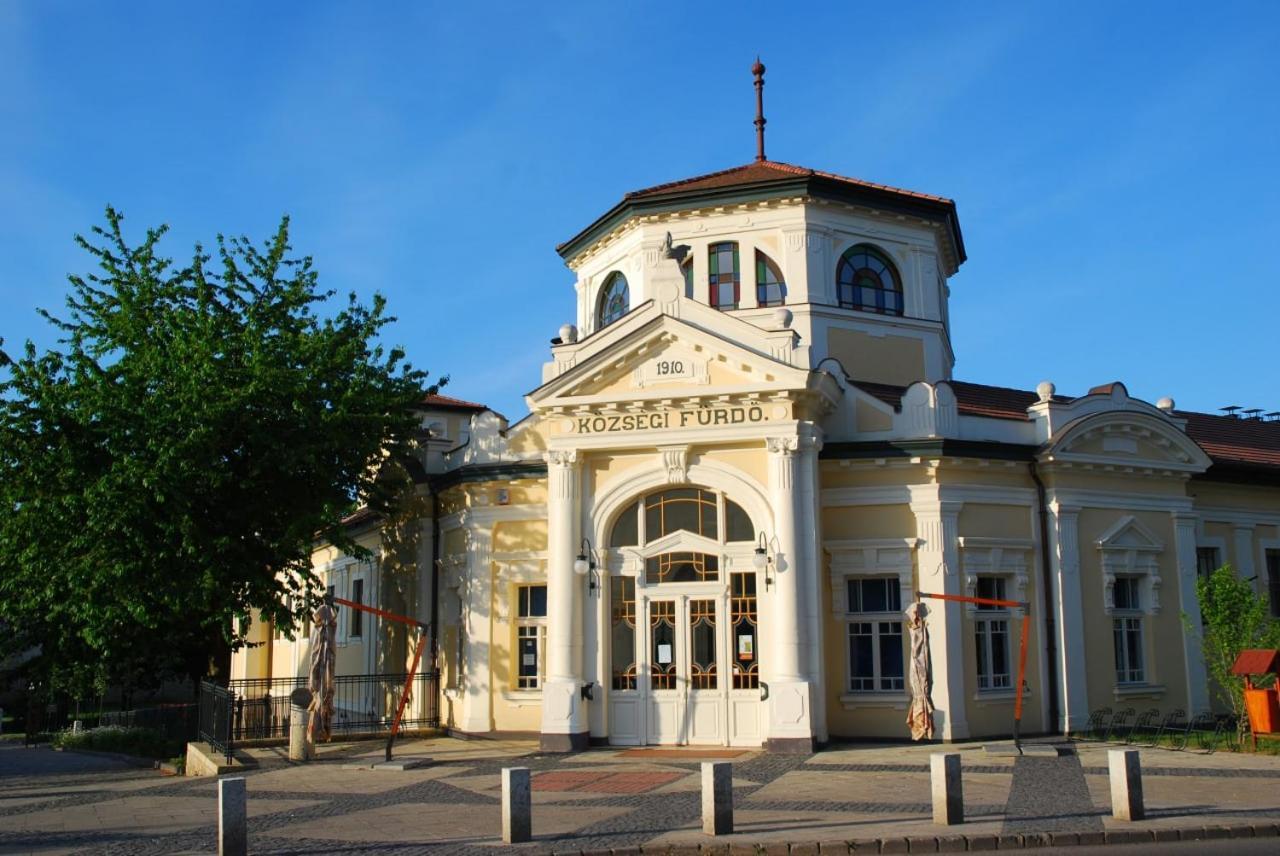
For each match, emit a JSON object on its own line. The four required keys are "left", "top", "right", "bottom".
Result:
{"left": 957, "top": 504, "right": 1033, "bottom": 539}
{"left": 822, "top": 504, "right": 917, "bottom": 540}
{"left": 827, "top": 328, "right": 925, "bottom": 387}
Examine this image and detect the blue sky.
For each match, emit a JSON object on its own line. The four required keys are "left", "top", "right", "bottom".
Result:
{"left": 2, "top": 1, "right": 1277, "bottom": 420}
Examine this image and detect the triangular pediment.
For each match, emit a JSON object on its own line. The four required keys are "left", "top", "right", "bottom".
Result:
{"left": 1095, "top": 515, "right": 1163, "bottom": 552}
{"left": 528, "top": 311, "right": 820, "bottom": 410}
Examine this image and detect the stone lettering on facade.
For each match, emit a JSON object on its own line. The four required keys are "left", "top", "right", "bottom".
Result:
{"left": 571, "top": 405, "right": 768, "bottom": 434}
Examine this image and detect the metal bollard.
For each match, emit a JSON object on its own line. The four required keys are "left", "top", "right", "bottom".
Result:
{"left": 218, "top": 777, "right": 247, "bottom": 856}
{"left": 502, "top": 766, "right": 531, "bottom": 844}
{"left": 701, "top": 761, "right": 733, "bottom": 835}
{"left": 931, "top": 752, "right": 963, "bottom": 825}
{"left": 1108, "top": 748, "right": 1144, "bottom": 821}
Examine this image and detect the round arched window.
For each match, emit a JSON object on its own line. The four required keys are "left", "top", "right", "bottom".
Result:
{"left": 836, "top": 245, "right": 903, "bottom": 316}
{"left": 597, "top": 272, "right": 630, "bottom": 329}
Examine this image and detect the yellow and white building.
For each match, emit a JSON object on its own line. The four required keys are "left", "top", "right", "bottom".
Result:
{"left": 233, "top": 150, "right": 1280, "bottom": 752}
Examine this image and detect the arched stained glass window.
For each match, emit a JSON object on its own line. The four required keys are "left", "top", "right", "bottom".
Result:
{"left": 755, "top": 251, "right": 786, "bottom": 307}
{"left": 607, "top": 487, "right": 757, "bottom": 548}
{"left": 836, "top": 245, "right": 903, "bottom": 316}
{"left": 708, "top": 242, "right": 740, "bottom": 310}
{"left": 597, "top": 272, "right": 630, "bottom": 329}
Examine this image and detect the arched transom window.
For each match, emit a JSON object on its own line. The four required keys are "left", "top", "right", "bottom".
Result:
{"left": 609, "top": 487, "right": 755, "bottom": 549}
{"left": 837, "top": 244, "right": 903, "bottom": 316}
{"left": 597, "top": 271, "right": 630, "bottom": 330}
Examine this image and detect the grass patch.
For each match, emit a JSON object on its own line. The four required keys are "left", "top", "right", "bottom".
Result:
{"left": 51, "top": 725, "right": 185, "bottom": 760}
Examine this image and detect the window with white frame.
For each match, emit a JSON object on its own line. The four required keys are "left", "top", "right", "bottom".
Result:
{"left": 974, "top": 576, "right": 1012, "bottom": 691}
{"left": 1112, "top": 575, "right": 1145, "bottom": 684}
{"left": 516, "top": 584, "right": 548, "bottom": 690}
{"left": 845, "top": 577, "right": 905, "bottom": 692}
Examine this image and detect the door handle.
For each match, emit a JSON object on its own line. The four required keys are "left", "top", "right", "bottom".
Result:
{"left": 760, "top": 682, "right": 769, "bottom": 702}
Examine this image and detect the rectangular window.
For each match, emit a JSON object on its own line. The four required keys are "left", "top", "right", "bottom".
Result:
{"left": 974, "top": 575, "right": 1011, "bottom": 691}
{"left": 1112, "top": 574, "right": 1144, "bottom": 684}
{"left": 1267, "top": 550, "right": 1280, "bottom": 619}
{"left": 350, "top": 578, "right": 364, "bottom": 638}
{"left": 846, "top": 577, "right": 904, "bottom": 693}
{"left": 516, "top": 584, "right": 548, "bottom": 690}
{"left": 1196, "top": 547, "right": 1221, "bottom": 580}
{"left": 708, "top": 242, "right": 740, "bottom": 310}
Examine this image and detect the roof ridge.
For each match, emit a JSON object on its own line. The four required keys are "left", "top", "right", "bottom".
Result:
{"left": 624, "top": 161, "right": 782, "bottom": 198}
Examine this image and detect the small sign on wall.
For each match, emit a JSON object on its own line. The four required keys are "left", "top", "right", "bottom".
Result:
{"left": 657, "top": 643, "right": 673, "bottom": 665}
{"left": 737, "top": 635, "right": 754, "bottom": 660}
{"left": 633, "top": 350, "right": 708, "bottom": 388}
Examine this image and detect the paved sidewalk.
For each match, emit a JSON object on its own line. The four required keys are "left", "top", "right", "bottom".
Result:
{"left": 2, "top": 737, "right": 1280, "bottom": 854}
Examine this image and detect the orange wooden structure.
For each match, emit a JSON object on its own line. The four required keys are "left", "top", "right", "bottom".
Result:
{"left": 333, "top": 596, "right": 428, "bottom": 762}
{"left": 1230, "top": 648, "right": 1280, "bottom": 748}
{"left": 917, "top": 591, "right": 1033, "bottom": 751}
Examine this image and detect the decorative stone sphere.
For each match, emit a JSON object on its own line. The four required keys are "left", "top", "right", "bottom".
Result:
{"left": 1035, "top": 380, "right": 1055, "bottom": 403}
{"left": 558, "top": 323, "right": 578, "bottom": 344}
{"left": 1156, "top": 396, "right": 1175, "bottom": 412}
{"left": 772, "top": 307, "right": 793, "bottom": 329}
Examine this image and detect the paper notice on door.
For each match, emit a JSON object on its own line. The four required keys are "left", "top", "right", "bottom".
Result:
{"left": 657, "top": 643, "right": 673, "bottom": 665}
{"left": 737, "top": 635, "right": 754, "bottom": 660}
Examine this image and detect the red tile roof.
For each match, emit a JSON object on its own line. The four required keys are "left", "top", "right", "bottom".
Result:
{"left": 421, "top": 393, "right": 487, "bottom": 411}
{"left": 850, "top": 379, "right": 1280, "bottom": 472}
{"left": 626, "top": 160, "right": 955, "bottom": 205}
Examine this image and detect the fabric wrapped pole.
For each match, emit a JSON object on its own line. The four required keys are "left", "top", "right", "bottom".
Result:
{"left": 905, "top": 601, "right": 935, "bottom": 741}
{"left": 307, "top": 603, "right": 337, "bottom": 743}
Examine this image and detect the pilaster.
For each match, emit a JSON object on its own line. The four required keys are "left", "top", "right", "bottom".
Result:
{"left": 1047, "top": 501, "right": 1089, "bottom": 733}
{"left": 909, "top": 486, "right": 968, "bottom": 740}
{"left": 798, "top": 433, "right": 828, "bottom": 743}
{"left": 1233, "top": 523, "right": 1257, "bottom": 594}
{"left": 459, "top": 528, "right": 493, "bottom": 733}
{"left": 1174, "top": 512, "right": 1210, "bottom": 714}
{"left": 541, "top": 450, "right": 588, "bottom": 751}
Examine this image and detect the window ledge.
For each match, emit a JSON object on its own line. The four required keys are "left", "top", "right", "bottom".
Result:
{"left": 840, "top": 693, "right": 909, "bottom": 710}
{"left": 500, "top": 691, "right": 542, "bottom": 707}
{"left": 1113, "top": 683, "right": 1166, "bottom": 700}
{"left": 972, "top": 688, "right": 1030, "bottom": 704}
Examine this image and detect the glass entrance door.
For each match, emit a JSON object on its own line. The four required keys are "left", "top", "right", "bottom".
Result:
{"left": 644, "top": 596, "right": 727, "bottom": 744}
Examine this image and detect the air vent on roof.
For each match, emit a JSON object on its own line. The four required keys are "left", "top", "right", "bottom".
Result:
{"left": 1220, "top": 405, "right": 1242, "bottom": 418}
{"left": 1243, "top": 408, "right": 1264, "bottom": 420}
{"left": 1266, "top": 412, "right": 1280, "bottom": 423}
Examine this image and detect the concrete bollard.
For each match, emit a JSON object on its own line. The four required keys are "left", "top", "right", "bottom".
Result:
{"left": 501, "top": 766, "right": 531, "bottom": 844}
{"left": 701, "top": 761, "right": 733, "bottom": 835}
{"left": 218, "top": 777, "right": 247, "bottom": 856}
{"left": 931, "top": 752, "right": 963, "bottom": 825}
{"left": 72, "top": 720, "right": 83, "bottom": 734}
{"left": 1108, "top": 748, "right": 1144, "bottom": 821}
{"left": 288, "top": 705, "right": 310, "bottom": 761}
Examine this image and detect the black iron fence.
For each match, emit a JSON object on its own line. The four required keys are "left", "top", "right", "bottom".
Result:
{"left": 198, "top": 680, "right": 235, "bottom": 762}
{"left": 198, "top": 672, "right": 439, "bottom": 757}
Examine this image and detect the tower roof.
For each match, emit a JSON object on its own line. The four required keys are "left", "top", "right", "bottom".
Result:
{"left": 556, "top": 158, "right": 966, "bottom": 269}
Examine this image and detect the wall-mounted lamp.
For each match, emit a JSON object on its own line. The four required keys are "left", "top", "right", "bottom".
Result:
{"left": 753, "top": 531, "right": 776, "bottom": 589}
{"left": 580, "top": 681, "right": 595, "bottom": 701}
{"left": 574, "top": 537, "right": 601, "bottom": 595}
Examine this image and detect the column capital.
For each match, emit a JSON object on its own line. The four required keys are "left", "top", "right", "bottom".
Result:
{"left": 1170, "top": 510, "right": 1199, "bottom": 527}
{"left": 766, "top": 435, "right": 800, "bottom": 456}
{"left": 1233, "top": 521, "right": 1257, "bottom": 532}
{"left": 545, "top": 449, "right": 580, "bottom": 469}
{"left": 1049, "top": 500, "right": 1082, "bottom": 518}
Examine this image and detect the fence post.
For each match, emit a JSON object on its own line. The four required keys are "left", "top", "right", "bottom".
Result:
{"left": 701, "top": 761, "right": 734, "bottom": 835}
{"left": 501, "top": 767, "right": 531, "bottom": 844}
{"left": 931, "top": 752, "right": 963, "bottom": 825}
{"left": 218, "top": 777, "right": 247, "bottom": 856}
{"left": 1108, "top": 748, "right": 1144, "bottom": 821}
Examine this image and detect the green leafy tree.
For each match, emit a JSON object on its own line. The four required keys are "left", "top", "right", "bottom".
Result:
{"left": 0, "top": 208, "right": 437, "bottom": 697}
{"left": 1187, "top": 565, "right": 1280, "bottom": 723}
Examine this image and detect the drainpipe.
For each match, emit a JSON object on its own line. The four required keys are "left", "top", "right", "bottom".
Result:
{"left": 1030, "top": 460, "right": 1061, "bottom": 735}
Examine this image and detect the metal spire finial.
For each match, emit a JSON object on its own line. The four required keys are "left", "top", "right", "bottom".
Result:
{"left": 752, "top": 57, "right": 766, "bottom": 162}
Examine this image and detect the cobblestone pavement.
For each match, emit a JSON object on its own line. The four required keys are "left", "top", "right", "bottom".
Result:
{"left": 2, "top": 737, "right": 1280, "bottom": 854}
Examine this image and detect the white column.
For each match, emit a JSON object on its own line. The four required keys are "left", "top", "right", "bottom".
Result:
{"left": 1048, "top": 501, "right": 1089, "bottom": 733}
{"left": 1234, "top": 523, "right": 1257, "bottom": 594}
{"left": 764, "top": 435, "right": 814, "bottom": 751}
{"left": 1173, "top": 513, "right": 1210, "bottom": 714}
{"left": 540, "top": 450, "right": 587, "bottom": 751}
{"left": 459, "top": 528, "right": 492, "bottom": 733}
{"left": 911, "top": 487, "right": 968, "bottom": 741}
{"left": 799, "top": 434, "right": 828, "bottom": 743}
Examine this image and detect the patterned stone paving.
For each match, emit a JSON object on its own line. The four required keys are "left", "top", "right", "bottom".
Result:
{"left": 1, "top": 738, "right": 1279, "bottom": 854}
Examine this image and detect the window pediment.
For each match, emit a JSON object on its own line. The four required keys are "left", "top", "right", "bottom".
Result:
{"left": 1095, "top": 515, "right": 1163, "bottom": 614}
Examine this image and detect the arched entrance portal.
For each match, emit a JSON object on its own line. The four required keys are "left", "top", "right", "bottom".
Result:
{"left": 599, "top": 486, "right": 765, "bottom": 746}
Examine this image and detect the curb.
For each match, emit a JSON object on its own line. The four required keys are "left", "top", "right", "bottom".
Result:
{"left": 52, "top": 746, "right": 162, "bottom": 769}
{"left": 565, "top": 821, "right": 1280, "bottom": 853}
